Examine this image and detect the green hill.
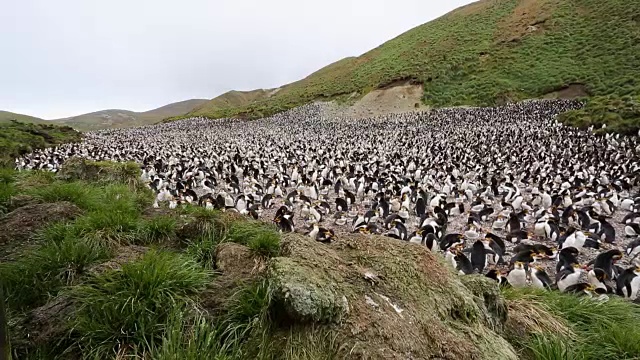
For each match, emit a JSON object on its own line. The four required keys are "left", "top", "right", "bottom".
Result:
{"left": 191, "top": 0, "right": 640, "bottom": 122}
{"left": 0, "top": 111, "right": 48, "bottom": 125}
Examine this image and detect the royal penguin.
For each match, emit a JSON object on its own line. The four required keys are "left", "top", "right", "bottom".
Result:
{"left": 507, "top": 262, "right": 528, "bottom": 288}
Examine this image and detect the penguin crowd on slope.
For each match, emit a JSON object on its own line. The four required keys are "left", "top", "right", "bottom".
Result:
{"left": 18, "top": 100, "right": 640, "bottom": 301}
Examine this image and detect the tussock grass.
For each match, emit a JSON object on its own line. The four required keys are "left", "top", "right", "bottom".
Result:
{"left": 144, "top": 312, "right": 230, "bottom": 360}
{"left": 504, "top": 288, "right": 640, "bottom": 360}
{"left": 70, "top": 250, "right": 212, "bottom": 359}
{"left": 0, "top": 236, "right": 109, "bottom": 310}
{"left": 0, "top": 168, "right": 17, "bottom": 214}
{"left": 217, "top": 279, "right": 273, "bottom": 357}
{"left": 523, "top": 334, "right": 577, "bottom": 360}
{"left": 227, "top": 221, "right": 281, "bottom": 258}
{"left": 186, "top": 235, "right": 218, "bottom": 268}
{"left": 0, "top": 121, "right": 80, "bottom": 167}
{"left": 559, "top": 95, "right": 640, "bottom": 135}
{"left": 137, "top": 216, "right": 177, "bottom": 245}
{"left": 26, "top": 181, "right": 102, "bottom": 211}
{"left": 278, "top": 327, "right": 342, "bottom": 360}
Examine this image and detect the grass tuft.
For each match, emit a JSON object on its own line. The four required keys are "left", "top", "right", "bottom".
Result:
{"left": 227, "top": 221, "right": 281, "bottom": 258}
{"left": 504, "top": 287, "right": 640, "bottom": 360}
{"left": 137, "top": 216, "right": 177, "bottom": 245}
{"left": 26, "top": 181, "right": 102, "bottom": 211}
{"left": 0, "top": 236, "right": 110, "bottom": 310}
{"left": 70, "top": 250, "right": 211, "bottom": 359}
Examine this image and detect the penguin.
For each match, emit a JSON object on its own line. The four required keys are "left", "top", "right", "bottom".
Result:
{"left": 415, "top": 197, "right": 426, "bottom": 218}
{"left": 423, "top": 233, "right": 439, "bottom": 252}
{"left": 616, "top": 266, "right": 640, "bottom": 299}
{"left": 587, "top": 268, "right": 611, "bottom": 294}
{"left": 439, "top": 233, "right": 465, "bottom": 251}
{"left": 531, "top": 266, "right": 553, "bottom": 289}
{"left": 274, "top": 216, "right": 294, "bottom": 233}
{"left": 468, "top": 240, "right": 495, "bottom": 273}
{"left": 625, "top": 223, "right": 640, "bottom": 237}
{"left": 260, "top": 194, "right": 273, "bottom": 209}
{"left": 486, "top": 269, "right": 509, "bottom": 287}
{"left": 507, "top": 262, "right": 528, "bottom": 288}
{"left": 454, "top": 250, "right": 474, "bottom": 275}
{"left": 509, "top": 249, "right": 537, "bottom": 268}
{"left": 557, "top": 263, "right": 584, "bottom": 292}
{"left": 589, "top": 249, "right": 623, "bottom": 281}
{"left": 626, "top": 238, "right": 640, "bottom": 260}
{"left": 556, "top": 246, "right": 580, "bottom": 272}
{"left": 564, "top": 283, "right": 598, "bottom": 297}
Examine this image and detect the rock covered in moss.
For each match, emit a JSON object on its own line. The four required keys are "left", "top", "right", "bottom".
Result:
{"left": 267, "top": 233, "right": 518, "bottom": 359}
{"left": 270, "top": 256, "right": 349, "bottom": 324}
{"left": 460, "top": 275, "right": 508, "bottom": 332}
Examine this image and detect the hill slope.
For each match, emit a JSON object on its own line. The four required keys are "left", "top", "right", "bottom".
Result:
{"left": 0, "top": 111, "right": 48, "bottom": 125}
{"left": 54, "top": 99, "right": 209, "bottom": 131}
{"left": 0, "top": 121, "right": 81, "bottom": 167}
{"left": 191, "top": 0, "right": 640, "bottom": 120}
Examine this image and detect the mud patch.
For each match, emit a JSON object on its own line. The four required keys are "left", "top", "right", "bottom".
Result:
{"left": 543, "top": 83, "right": 589, "bottom": 99}
{"left": 340, "top": 83, "right": 427, "bottom": 119}
{"left": 0, "top": 201, "right": 82, "bottom": 259}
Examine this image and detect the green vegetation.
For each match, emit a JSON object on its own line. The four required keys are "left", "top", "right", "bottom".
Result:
{"left": 3, "top": 161, "right": 640, "bottom": 359}
{"left": 0, "top": 162, "right": 287, "bottom": 359}
{"left": 71, "top": 250, "right": 212, "bottom": 359}
{"left": 503, "top": 287, "right": 640, "bottom": 359}
{"left": 559, "top": 95, "right": 640, "bottom": 135}
{"left": 190, "top": 0, "right": 640, "bottom": 130}
{"left": 0, "top": 121, "right": 81, "bottom": 167}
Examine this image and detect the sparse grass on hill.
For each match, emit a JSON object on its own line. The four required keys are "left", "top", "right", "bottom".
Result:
{"left": 0, "top": 111, "right": 47, "bottom": 125}
{"left": 190, "top": 0, "right": 640, "bottom": 127}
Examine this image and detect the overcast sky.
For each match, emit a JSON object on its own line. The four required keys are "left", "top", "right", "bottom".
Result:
{"left": 0, "top": 0, "right": 473, "bottom": 119}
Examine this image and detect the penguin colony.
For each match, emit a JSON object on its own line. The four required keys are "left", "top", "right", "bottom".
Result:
{"left": 17, "top": 100, "right": 640, "bottom": 301}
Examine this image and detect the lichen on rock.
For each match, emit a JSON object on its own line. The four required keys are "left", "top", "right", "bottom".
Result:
{"left": 270, "top": 256, "right": 349, "bottom": 324}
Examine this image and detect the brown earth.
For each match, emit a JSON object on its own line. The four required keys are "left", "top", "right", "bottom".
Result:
{"left": 496, "top": 0, "right": 558, "bottom": 43}
{"left": 542, "top": 83, "right": 590, "bottom": 99}
{"left": 0, "top": 201, "right": 82, "bottom": 260}
{"left": 334, "top": 83, "right": 427, "bottom": 119}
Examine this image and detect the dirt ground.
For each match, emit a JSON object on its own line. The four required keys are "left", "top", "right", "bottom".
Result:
{"left": 0, "top": 201, "right": 83, "bottom": 261}
{"left": 329, "top": 83, "right": 427, "bottom": 119}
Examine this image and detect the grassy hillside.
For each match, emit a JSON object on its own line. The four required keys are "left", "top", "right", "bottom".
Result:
{"left": 0, "top": 121, "right": 81, "bottom": 167}
{"left": 190, "top": 0, "right": 640, "bottom": 121}
{"left": 54, "top": 99, "right": 209, "bottom": 131}
{"left": 187, "top": 89, "right": 275, "bottom": 120}
{"left": 0, "top": 111, "right": 47, "bottom": 125}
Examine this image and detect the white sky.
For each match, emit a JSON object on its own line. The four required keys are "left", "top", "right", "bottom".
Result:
{"left": 0, "top": 0, "right": 473, "bottom": 119}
